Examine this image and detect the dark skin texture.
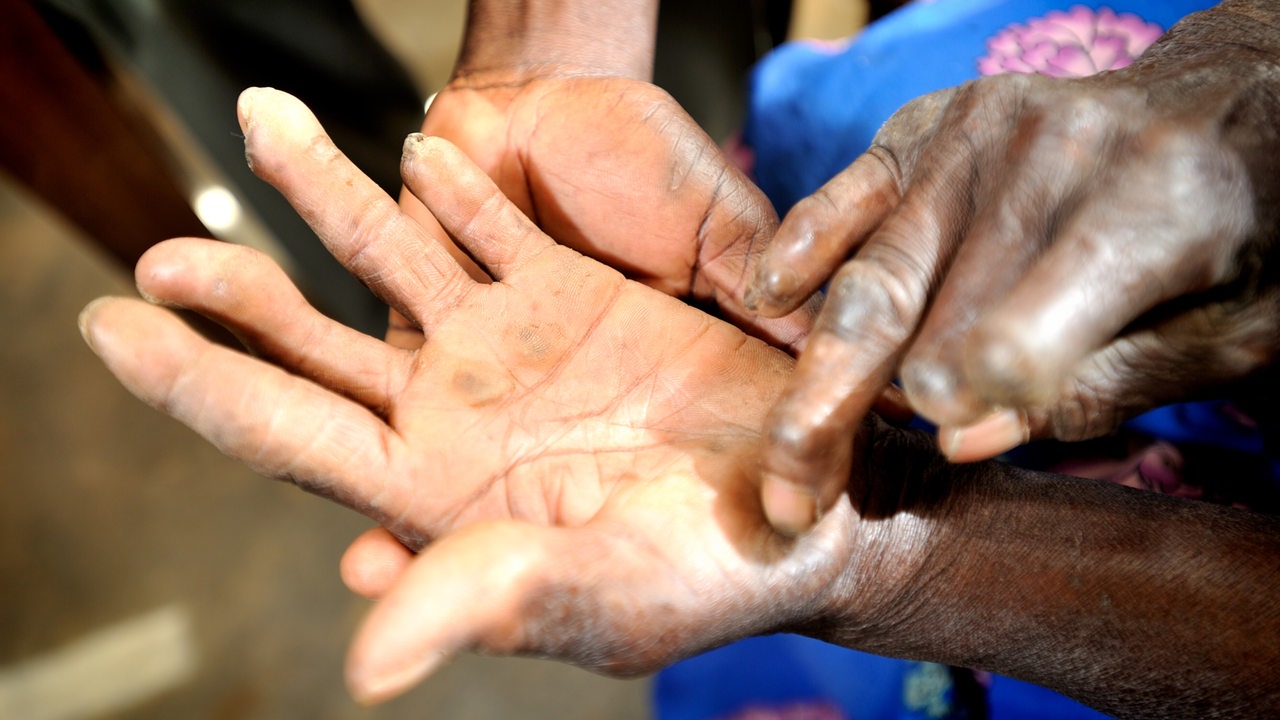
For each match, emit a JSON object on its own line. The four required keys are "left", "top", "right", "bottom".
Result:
{"left": 80, "top": 89, "right": 1280, "bottom": 719}
{"left": 745, "top": 0, "right": 1280, "bottom": 532}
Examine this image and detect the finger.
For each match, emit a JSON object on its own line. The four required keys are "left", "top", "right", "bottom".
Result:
{"left": 901, "top": 94, "right": 1113, "bottom": 427}
{"left": 759, "top": 116, "right": 995, "bottom": 533}
{"left": 341, "top": 527, "right": 415, "bottom": 600}
{"left": 680, "top": 162, "right": 818, "bottom": 353}
{"left": 744, "top": 153, "right": 900, "bottom": 319}
{"left": 238, "top": 87, "right": 475, "bottom": 330}
{"left": 942, "top": 291, "right": 1280, "bottom": 460}
{"left": 136, "top": 238, "right": 411, "bottom": 414}
{"left": 743, "top": 86, "right": 961, "bottom": 320}
{"left": 79, "top": 297, "right": 407, "bottom": 516}
{"left": 346, "top": 522, "right": 669, "bottom": 705}
{"left": 961, "top": 125, "right": 1253, "bottom": 410}
{"left": 400, "top": 134, "right": 556, "bottom": 281}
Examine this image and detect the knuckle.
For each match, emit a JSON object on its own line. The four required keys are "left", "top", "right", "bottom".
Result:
{"left": 966, "top": 326, "right": 1055, "bottom": 407}
{"left": 821, "top": 253, "right": 928, "bottom": 348}
{"left": 767, "top": 410, "right": 836, "bottom": 464}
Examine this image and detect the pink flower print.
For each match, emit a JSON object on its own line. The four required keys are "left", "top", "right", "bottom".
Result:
{"left": 719, "top": 702, "right": 847, "bottom": 720}
{"left": 978, "top": 6, "right": 1165, "bottom": 78}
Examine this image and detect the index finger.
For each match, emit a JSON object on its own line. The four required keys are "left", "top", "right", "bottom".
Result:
{"left": 758, "top": 136, "right": 986, "bottom": 533}
{"left": 238, "top": 87, "right": 475, "bottom": 330}
{"left": 744, "top": 153, "right": 900, "bottom": 319}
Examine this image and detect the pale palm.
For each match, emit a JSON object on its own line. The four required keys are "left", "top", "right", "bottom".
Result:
{"left": 80, "top": 90, "right": 879, "bottom": 701}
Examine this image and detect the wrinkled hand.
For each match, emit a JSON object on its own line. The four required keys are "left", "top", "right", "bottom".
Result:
{"left": 79, "top": 89, "right": 902, "bottom": 704}
{"left": 409, "top": 70, "right": 815, "bottom": 351}
{"left": 745, "top": 11, "right": 1280, "bottom": 531}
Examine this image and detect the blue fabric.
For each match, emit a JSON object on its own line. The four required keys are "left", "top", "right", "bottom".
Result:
{"left": 744, "top": 0, "right": 1217, "bottom": 213}
{"left": 653, "top": 634, "right": 1114, "bottom": 720}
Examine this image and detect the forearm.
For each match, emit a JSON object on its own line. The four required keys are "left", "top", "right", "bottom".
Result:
{"left": 455, "top": 0, "right": 660, "bottom": 81}
{"left": 817, "top": 424, "right": 1280, "bottom": 719}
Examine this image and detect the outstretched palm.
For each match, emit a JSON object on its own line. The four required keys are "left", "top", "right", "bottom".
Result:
{"left": 81, "top": 90, "right": 885, "bottom": 702}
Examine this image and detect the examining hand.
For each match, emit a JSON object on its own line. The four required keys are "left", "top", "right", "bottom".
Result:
{"left": 745, "top": 2, "right": 1280, "bottom": 532}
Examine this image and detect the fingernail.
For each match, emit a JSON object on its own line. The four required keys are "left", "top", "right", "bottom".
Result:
{"left": 349, "top": 652, "right": 445, "bottom": 706}
{"left": 402, "top": 132, "right": 425, "bottom": 155}
{"left": 939, "top": 408, "right": 1029, "bottom": 463}
{"left": 746, "top": 267, "right": 797, "bottom": 315}
{"left": 761, "top": 474, "right": 819, "bottom": 536}
{"left": 78, "top": 297, "right": 109, "bottom": 353}
{"left": 237, "top": 87, "right": 261, "bottom": 127}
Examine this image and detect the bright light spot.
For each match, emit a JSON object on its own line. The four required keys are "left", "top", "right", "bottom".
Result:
{"left": 423, "top": 92, "right": 438, "bottom": 115}
{"left": 192, "top": 185, "right": 242, "bottom": 234}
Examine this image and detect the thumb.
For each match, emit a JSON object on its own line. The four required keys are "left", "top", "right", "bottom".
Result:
{"left": 345, "top": 522, "right": 679, "bottom": 705}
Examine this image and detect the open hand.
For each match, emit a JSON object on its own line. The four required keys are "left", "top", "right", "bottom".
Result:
{"left": 79, "top": 88, "right": 903, "bottom": 704}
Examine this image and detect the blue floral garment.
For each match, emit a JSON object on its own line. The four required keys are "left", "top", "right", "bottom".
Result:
{"left": 655, "top": 3, "right": 1227, "bottom": 719}
{"left": 744, "top": 0, "right": 1216, "bottom": 213}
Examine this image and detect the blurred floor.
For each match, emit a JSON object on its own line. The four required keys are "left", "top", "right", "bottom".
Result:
{"left": 0, "top": 0, "right": 650, "bottom": 717}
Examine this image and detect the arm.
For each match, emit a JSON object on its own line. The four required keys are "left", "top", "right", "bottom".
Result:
{"left": 454, "top": 0, "right": 658, "bottom": 80}
{"left": 745, "top": 0, "right": 1280, "bottom": 531}
{"left": 816, "top": 425, "right": 1280, "bottom": 719}
{"left": 80, "top": 89, "right": 1279, "bottom": 719}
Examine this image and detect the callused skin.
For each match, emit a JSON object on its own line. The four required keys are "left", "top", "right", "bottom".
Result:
{"left": 80, "top": 89, "right": 1280, "bottom": 719}
{"left": 746, "top": 0, "right": 1280, "bottom": 532}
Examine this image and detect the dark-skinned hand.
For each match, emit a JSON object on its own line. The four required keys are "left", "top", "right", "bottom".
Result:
{"left": 744, "top": 1, "right": 1280, "bottom": 533}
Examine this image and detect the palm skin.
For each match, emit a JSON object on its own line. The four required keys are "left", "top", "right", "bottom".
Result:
{"left": 412, "top": 71, "right": 815, "bottom": 351}
{"left": 79, "top": 88, "right": 892, "bottom": 702}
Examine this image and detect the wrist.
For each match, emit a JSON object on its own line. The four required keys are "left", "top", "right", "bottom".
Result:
{"left": 455, "top": 0, "right": 659, "bottom": 83}
{"left": 787, "top": 420, "right": 969, "bottom": 647}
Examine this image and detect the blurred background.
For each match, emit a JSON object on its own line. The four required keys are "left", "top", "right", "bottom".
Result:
{"left": 0, "top": 0, "right": 871, "bottom": 718}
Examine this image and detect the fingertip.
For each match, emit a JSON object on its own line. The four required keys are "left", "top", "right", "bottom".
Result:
{"left": 78, "top": 296, "right": 115, "bottom": 353}
{"left": 965, "top": 320, "right": 1065, "bottom": 408}
{"left": 938, "top": 408, "right": 1029, "bottom": 462}
{"left": 236, "top": 87, "right": 260, "bottom": 131}
{"left": 761, "top": 474, "right": 819, "bottom": 536}
{"left": 345, "top": 645, "right": 446, "bottom": 706}
{"left": 133, "top": 238, "right": 197, "bottom": 304}
{"left": 745, "top": 265, "right": 806, "bottom": 318}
